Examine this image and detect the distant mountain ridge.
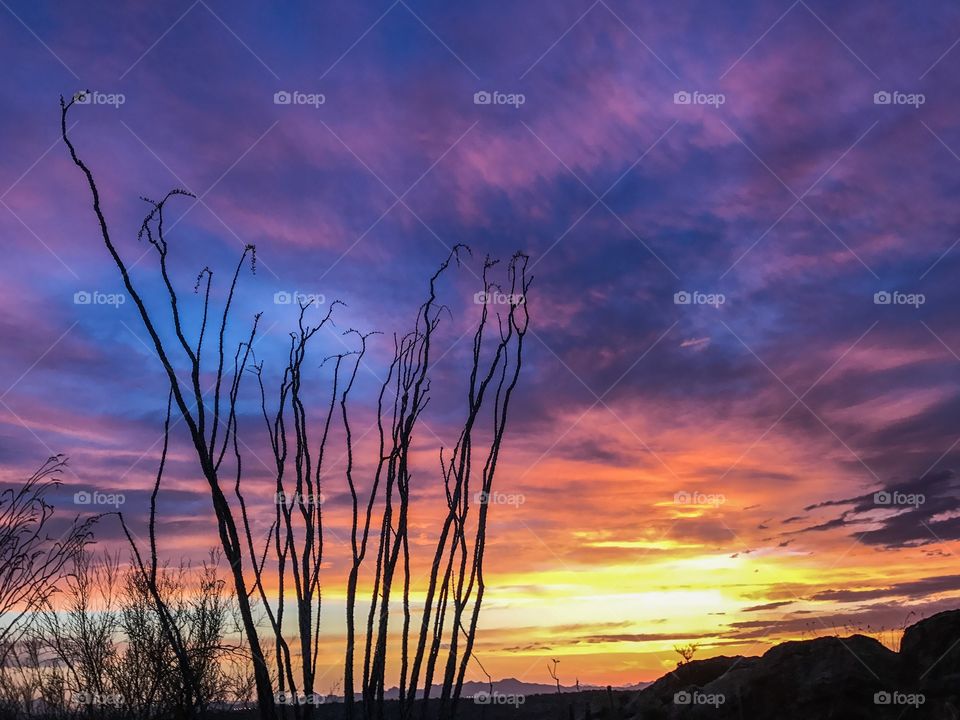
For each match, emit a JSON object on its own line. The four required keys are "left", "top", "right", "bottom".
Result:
{"left": 381, "top": 677, "right": 650, "bottom": 699}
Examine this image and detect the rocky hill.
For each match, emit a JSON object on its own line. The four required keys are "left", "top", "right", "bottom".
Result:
{"left": 616, "top": 608, "right": 960, "bottom": 719}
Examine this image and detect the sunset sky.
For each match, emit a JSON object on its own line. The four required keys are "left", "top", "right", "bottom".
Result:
{"left": 2, "top": 0, "right": 960, "bottom": 688}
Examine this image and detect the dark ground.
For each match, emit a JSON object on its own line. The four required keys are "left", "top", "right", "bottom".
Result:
{"left": 212, "top": 689, "right": 635, "bottom": 719}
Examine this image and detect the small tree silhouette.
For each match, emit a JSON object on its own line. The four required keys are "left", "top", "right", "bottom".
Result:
{"left": 0, "top": 457, "right": 94, "bottom": 667}
{"left": 548, "top": 658, "right": 562, "bottom": 695}
{"left": 673, "top": 643, "right": 700, "bottom": 666}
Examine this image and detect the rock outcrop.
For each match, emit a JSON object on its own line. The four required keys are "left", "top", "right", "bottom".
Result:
{"left": 623, "top": 609, "right": 960, "bottom": 719}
